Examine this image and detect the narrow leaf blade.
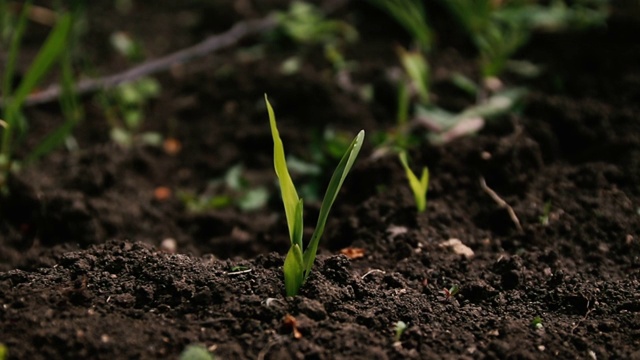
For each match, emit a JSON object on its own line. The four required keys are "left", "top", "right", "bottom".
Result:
{"left": 399, "top": 152, "right": 428, "bottom": 212}
{"left": 9, "top": 14, "right": 73, "bottom": 111}
{"left": 265, "top": 95, "right": 300, "bottom": 244}
{"left": 303, "top": 130, "right": 364, "bottom": 275}
{"left": 293, "top": 198, "right": 304, "bottom": 251}
{"left": 283, "top": 243, "right": 304, "bottom": 296}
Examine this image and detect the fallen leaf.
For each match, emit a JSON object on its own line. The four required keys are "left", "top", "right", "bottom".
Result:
{"left": 154, "top": 186, "right": 172, "bottom": 201}
{"left": 340, "top": 247, "right": 365, "bottom": 259}
{"left": 163, "top": 138, "right": 182, "bottom": 155}
{"left": 283, "top": 314, "right": 302, "bottom": 339}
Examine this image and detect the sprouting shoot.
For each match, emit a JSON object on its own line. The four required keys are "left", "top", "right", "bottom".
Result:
{"left": 265, "top": 94, "right": 364, "bottom": 296}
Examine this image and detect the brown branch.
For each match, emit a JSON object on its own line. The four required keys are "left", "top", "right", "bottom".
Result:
{"left": 1, "top": 16, "right": 277, "bottom": 107}
{"left": 479, "top": 176, "right": 524, "bottom": 233}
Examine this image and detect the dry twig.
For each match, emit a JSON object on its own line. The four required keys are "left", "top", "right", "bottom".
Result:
{"left": 479, "top": 176, "right": 523, "bottom": 233}
{"left": 0, "top": 16, "right": 277, "bottom": 107}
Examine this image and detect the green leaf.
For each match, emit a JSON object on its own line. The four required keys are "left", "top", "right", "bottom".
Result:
{"left": 6, "top": 13, "right": 73, "bottom": 116}
{"left": 2, "top": 0, "right": 31, "bottom": 101}
{"left": 284, "top": 243, "right": 304, "bottom": 296}
{"left": 399, "top": 152, "right": 429, "bottom": 212}
{"left": 3, "top": 12, "right": 73, "bottom": 155}
{"left": 398, "top": 46, "right": 430, "bottom": 104}
{"left": 292, "top": 198, "right": 304, "bottom": 251}
{"left": 179, "top": 344, "right": 215, "bottom": 360}
{"left": 303, "top": 130, "right": 364, "bottom": 276}
{"left": 265, "top": 94, "right": 300, "bottom": 244}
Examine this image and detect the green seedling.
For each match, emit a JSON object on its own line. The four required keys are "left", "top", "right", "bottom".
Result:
{"left": 0, "top": 343, "right": 6, "bottom": 360}
{"left": 539, "top": 201, "right": 552, "bottom": 225}
{"left": 229, "top": 265, "right": 251, "bottom": 273}
{"left": 99, "top": 29, "right": 161, "bottom": 148}
{"left": 178, "top": 164, "right": 269, "bottom": 213}
{"left": 398, "top": 152, "right": 429, "bottom": 213}
{"left": 287, "top": 128, "right": 355, "bottom": 202}
{"left": 397, "top": 47, "right": 430, "bottom": 105}
{"left": 368, "top": 0, "right": 433, "bottom": 52}
{"left": 275, "top": 1, "right": 357, "bottom": 71}
{"left": 442, "top": 0, "right": 529, "bottom": 79}
{"left": 394, "top": 321, "right": 408, "bottom": 342}
{"left": 531, "top": 316, "right": 543, "bottom": 329}
{"left": 27, "top": 29, "right": 84, "bottom": 164}
{"left": 110, "top": 31, "right": 144, "bottom": 62}
{"left": 442, "top": 284, "right": 460, "bottom": 299}
{"left": 179, "top": 344, "right": 215, "bottom": 360}
{"left": 1, "top": 3, "right": 74, "bottom": 193}
{"left": 442, "top": 0, "right": 608, "bottom": 80}
{"left": 100, "top": 77, "right": 162, "bottom": 148}
{"left": 266, "top": 95, "right": 364, "bottom": 296}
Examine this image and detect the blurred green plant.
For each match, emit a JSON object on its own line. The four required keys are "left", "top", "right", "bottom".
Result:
{"left": 442, "top": 0, "right": 609, "bottom": 80}
{"left": 274, "top": 1, "right": 358, "bottom": 72}
{"left": 367, "top": 0, "right": 434, "bottom": 150}
{"left": 0, "top": 2, "right": 74, "bottom": 193}
{"left": 531, "top": 316, "right": 543, "bottom": 329}
{"left": 98, "top": 29, "right": 161, "bottom": 148}
{"left": 367, "top": 0, "right": 433, "bottom": 52}
{"left": 179, "top": 164, "right": 269, "bottom": 213}
{"left": 0, "top": 343, "right": 6, "bottom": 360}
{"left": 110, "top": 30, "right": 144, "bottom": 62}
{"left": 99, "top": 77, "right": 162, "bottom": 147}
{"left": 394, "top": 320, "right": 408, "bottom": 342}
{"left": 398, "top": 151, "right": 429, "bottom": 213}
{"left": 539, "top": 201, "right": 552, "bottom": 225}
{"left": 266, "top": 95, "right": 364, "bottom": 296}
{"left": 287, "top": 128, "right": 355, "bottom": 202}
{"left": 179, "top": 344, "right": 215, "bottom": 360}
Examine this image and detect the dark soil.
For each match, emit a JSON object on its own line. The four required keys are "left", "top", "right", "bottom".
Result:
{"left": 2, "top": 1, "right": 640, "bottom": 359}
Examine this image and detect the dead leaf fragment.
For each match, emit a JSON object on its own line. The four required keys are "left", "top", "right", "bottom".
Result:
{"left": 154, "top": 186, "right": 172, "bottom": 201}
{"left": 340, "top": 247, "right": 365, "bottom": 259}
{"left": 283, "top": 314, "right": 302, "bottom": 339}
{"left": 439, "top": 238, "right": 474, "bottom": 259}
{"left": 163, "top": 138, "right": 182, "bottom": 155}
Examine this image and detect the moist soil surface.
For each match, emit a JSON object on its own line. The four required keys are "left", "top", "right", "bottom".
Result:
{"left": 1, "top": 1, "right": 640, "bottom": 359}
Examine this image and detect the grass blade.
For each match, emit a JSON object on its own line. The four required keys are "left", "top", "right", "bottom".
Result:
{"left": 27, "top": 33, "right": 81, "bottom": 163}
{"left": 292, "top": 198, "right": 304, "bottom": 252}
{"left": 283, "top": 243, "right": 304, "bottom": 296}
{"left": 8, "top": 13, "right": 73, "bottom": 112}
{"left": 2, "top": 0, "right": 32, "bottom": 101}
{"left": 265, "top": 94, "right": 300, "bottom": 244}
{"left": 3, "top": 13, "right": 73, "bottom": 154}
{"left": 399, "top": 151, "right": 429, "bottom": 212}
{"left": 303, "top": 130, "right": 364, "bottom": 276}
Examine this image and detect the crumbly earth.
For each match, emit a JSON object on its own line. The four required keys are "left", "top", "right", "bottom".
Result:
{"left": 1, "top": 1, "right": 639, "bottom": 359}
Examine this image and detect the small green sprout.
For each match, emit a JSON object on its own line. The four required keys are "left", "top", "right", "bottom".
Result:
{"left": 398, "top": 152, "right": 429, "bottom": 213}
{"left": 229, "top": 265, "right": 251, "bottom": 273}
{"left": 539, "top": 201, "right": 552, "bottom": 225}
{"left": 0, "top": 343, "right": 7, "bottom": 360}
{"left": 275, "top": 1, "right": 357, "bottom": 71}
{"left": 394, "top": 321, "right": 407, "bottom": 342}
{"left": 265, "top": 95, "right": 364, "bottom": 296}
{"left": 531, "top": 316, "right": 543, "bottom": 329}
{"left": 442, "top": 284, "right": 460, "bottom": 299}
{"left": 367, "top": 0, "right": 433, "bottom": 52}
{"left": 101, "top": 77, "right": 162, "bottom": 148}
{"left": 397, "top": 47, "right": 430, "bottom": 105}
{"left": 179, "top": 344, "right": 215, "bottom": 360}
{"left": 178, "top": 164, "right": 269, "bottom": 213}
